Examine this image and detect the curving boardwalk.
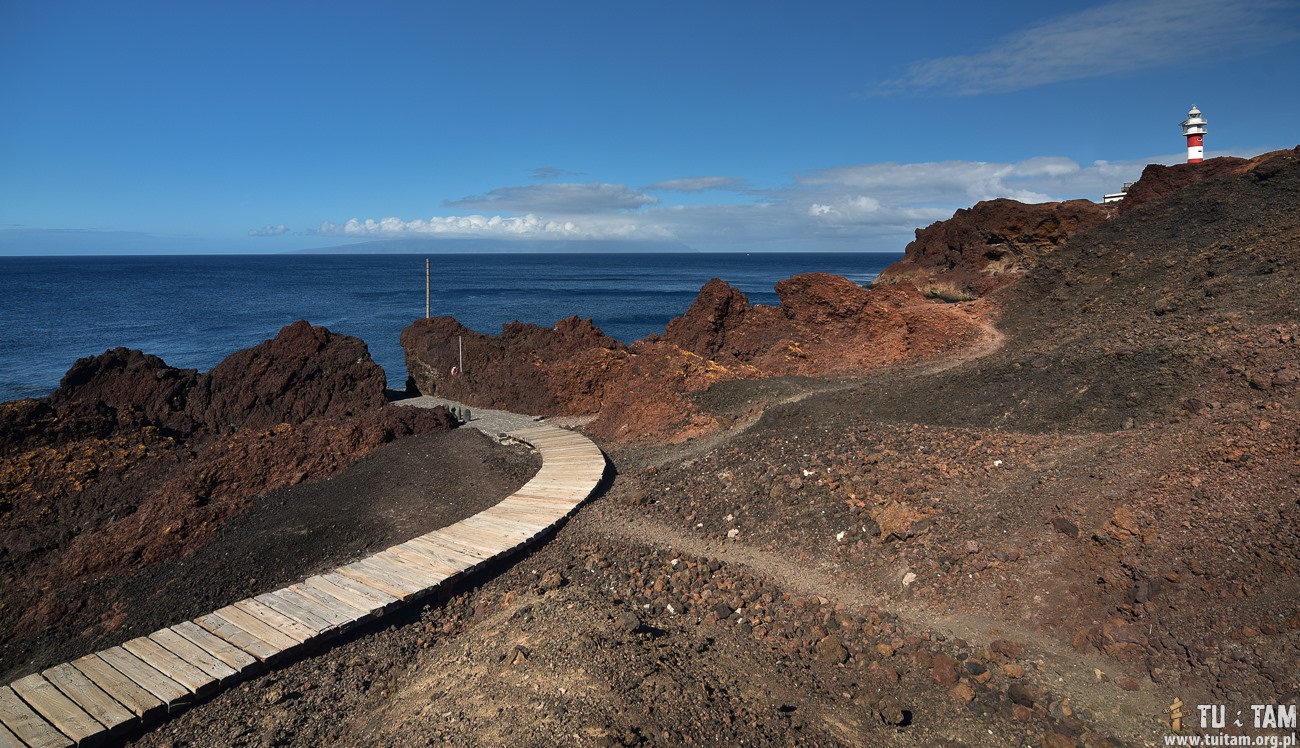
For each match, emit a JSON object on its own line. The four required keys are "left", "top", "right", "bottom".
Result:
{"left": 0, "top": 424, "right": 606, "bottom": 748}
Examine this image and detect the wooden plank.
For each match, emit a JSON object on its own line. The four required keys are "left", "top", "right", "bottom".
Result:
{"left": 167, "top": 621, "right": 259, "bottom": 675}
{"left": 148, "top": 629, "right": 240, "bottom": 685}
{"left": 404, "top": 536, "right": 484, "bottom": 570}
{"left": 425, "top": 526, "right": 510, "bottom": 558}
{"left": 527, "top": 475, "right": 600, "bottom": 488}
{"left": 357, "top": 555, "right": 441, "bottom": 590}
{"left": 253, "top": 591, "right": 338, "bottom": 634}
{"left": 335, "top": 563, "right": 419, "bottom": 601}
{"left": 383, "top": 545, "right": 459, "bottom": 579}
{"left": 361, "top": 555, "right": 441, "bottom": 590}
{"left": 305, "top": 572, "right": 396, "bottom": 612}
{"left": 482, "top": 506, "right": 565, "bottom": 525}
{"left": 120, "top": 637, "right": 217, "bottom": 697}
{"left": 317, "top": 571, "right": 399, "bottom": 607}
{"left": 461, "top": 514, "right": 538, "bottom": 541}
{"left": 41, "top": 664, "right": 135, "bottom": 735}
{"left": 192, "top": 614, "right": 282, "bottom": 663}
{"left": 203, "top": 608, "right": 300, "bottom": 655}
{"left": 465, "top": 511, "right": 545, "bottom": 533}
{"left": 287, "top": 581, "right": 374, "bottom": 620}
{"left": 9, "top": 673, "right": 105, "bottom": 746}
{"left": 0, "top": 686, "right": 71, "bottom": 748}
{"left": 223, "top": 602, "right": 314, "bottom": 645}
{"left": 439, "top": 522, "right": 519, "bottom": 553}
{"left": 513, "top": 485, "right": 589, "bottom": 499}
{"left": 379, "top": 549, "right": 456, "bottom": 588}
{"left": 68, "top": 655, "right": 163, "bottom": 721}
{"left": 441, "top": 519, "right": 519, "bottom": 546}
{"left": 416, "top": 531, "right": 495, "bottom": 561}
{"left": 94, "top": 647, "right": 190, "bottom": 709}
{"left": 0, "top": 721, "right": 26, "bottom": 748}
{"left": 266, "top": 588, "right": 357, "bottom": 629}
{"left": 494, "top": 495, "right": 572, "bottom": 510}
{"left": 541, "top": 444, "right": 602, "bottom": 453}
{"left": 371, "top": 549, "right": 447, "bottom": 584}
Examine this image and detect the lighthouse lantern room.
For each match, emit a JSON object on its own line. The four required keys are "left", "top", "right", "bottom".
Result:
{"left": 1181, "top": 106, "right": 1207, "bottom": 163}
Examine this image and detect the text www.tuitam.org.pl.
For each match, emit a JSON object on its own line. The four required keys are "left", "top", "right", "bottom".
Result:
{"left": 1163, "top": 700, "right": 1297, "bottom": 746}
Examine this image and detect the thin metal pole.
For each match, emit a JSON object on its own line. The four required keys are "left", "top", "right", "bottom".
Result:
{"left": 458, "top": 335, "right": 464, "bottom": 373}
{"left": 425, "top": 259, "right": 430, "bottom": 319}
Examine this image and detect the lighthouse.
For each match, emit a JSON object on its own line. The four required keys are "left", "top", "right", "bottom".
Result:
{"left": 1181, "top": 105, "right": 1207, "bottom": 164}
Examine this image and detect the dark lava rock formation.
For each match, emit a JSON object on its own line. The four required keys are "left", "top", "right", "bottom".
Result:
{"left": 1118, "top": 154, "right": 1253, "bottom": 213}
{"left": 189, "top": 319, "right": 390, "bottom": 432}
{"left": 1, "top": 321, "right": 454, "bottom": 653}
{"left": 401, "top": 315, "right": 628, "bottom": 416}
{"left": 402, "top": 273, "right": 982, "bottom": 442}
{"left": 874, "top": 198, "right": 1113, "bottom": 297}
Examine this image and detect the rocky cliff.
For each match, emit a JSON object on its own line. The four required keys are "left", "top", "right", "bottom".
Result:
{"left": 0, "top": 321, "right": 454, "bottom": 643}
{"left": 873, "top": 198, "right": 1113, "bottom": 297}
{"left": 402, "top": 273, "right": 984, "bottom": 442}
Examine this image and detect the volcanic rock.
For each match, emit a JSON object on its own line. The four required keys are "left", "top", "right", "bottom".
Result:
{"left": 188, "top": 320, "right": 389, "bottom": 432}
{"left": 660, "top": 278, "right": 752, "bottom": 359}
{"left": 1118, "top": 155, "right": 1253, "bottom": 213}
{"left": 875, "top": 198, "right": 1113, "bottom": 296}
{"left": 47, "top": 348, "right": 200, "bottom": 439}
{"left": 401, "top": 315, "right": 628, "bottom": 415}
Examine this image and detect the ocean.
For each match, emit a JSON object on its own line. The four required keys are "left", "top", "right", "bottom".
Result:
{"left": 0, "top": 252, "right": 900, "bottom": 403}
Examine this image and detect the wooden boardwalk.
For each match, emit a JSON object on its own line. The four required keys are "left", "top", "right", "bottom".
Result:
{"left": 0, "top": 425, "right": 605, "bottom": 747}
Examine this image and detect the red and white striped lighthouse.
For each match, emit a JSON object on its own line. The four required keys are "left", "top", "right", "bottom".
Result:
{"left": 1181, "top": 105, "right": 1207, "bottom": 163}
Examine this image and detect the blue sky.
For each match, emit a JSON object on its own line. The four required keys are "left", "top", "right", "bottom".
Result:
{"left": 1, "top": 0, "right": 1297, "bottom": 255}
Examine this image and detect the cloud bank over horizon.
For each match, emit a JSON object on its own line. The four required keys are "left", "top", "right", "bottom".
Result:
{"left": 310, "top": 151, "right": 1186, "bottom": 251}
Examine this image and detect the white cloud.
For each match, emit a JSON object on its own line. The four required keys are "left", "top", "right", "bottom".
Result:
{"left": 248, "top": 224, "right": 289, "bottom": 237}
{"left": 446, "top": 182, "right": 658, "bottom": 214}
{"left": 314, "top": 213, "right": 671, "bottom": 241}
{"left": 313, "top": 150, "right": 1217, "bottom": 251}
{"left": 877, "top": 0, "right": 1300, "bottom": 95}
{"left": 646, "top": 176, "right": 750, "bottom": 192}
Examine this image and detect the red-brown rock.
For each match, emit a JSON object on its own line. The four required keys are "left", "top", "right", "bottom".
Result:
{"left": 401, "top": 315, "right": 629, "bottom": 415}
{"left": 660, "top": 278, "right": 752, "bottom": 359}
{"left": 1119, "top": 156, "right": 1252, "bottom": 213}
{"left": 189, "top": 320, "right": 389, "bottom": 432}
{"left": 875, "top": 198, "right": 1113, "bottom": 296}
{"left": 47, "top": 348, "right": 200, "bottom": 438}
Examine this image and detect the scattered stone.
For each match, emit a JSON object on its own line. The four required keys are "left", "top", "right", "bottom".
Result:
{"left": 932, "top": 654, "right": 960, "bottom": 686}
{"left": 1007, "top": 683, "right": 1035, "bottom": 708}
{"left": 874, "top": 695, "right": 906, "bottom": 726}
{"left": 1114, "top": 676, "right": 1140, "bottom": 692}
{"left": 990, "top": 639, "right": 1023, "bottom": 659}
{"left": 616, "top": 611, "right": 642, "bottom": 634}
{"left": 872, "top": 501, "right": 926, "bottom": 542}
{"left": 537, "top": 569, "right": 567, "bottom": 593}
{"left": 1050, "top": 517, "right": 1080, "bottom": 539}
{"left": 815, "top": 636, "right": 849, "bottom": 665}
{"left": 950, "top": 683, "right": 976, "bottom": 703}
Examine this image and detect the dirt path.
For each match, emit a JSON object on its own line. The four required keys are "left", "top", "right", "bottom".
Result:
{"left": 582, "top": 503, "right": 1165, "bottom": 744}
{"left": 916, "top": 299, "right": 1006, "bottom": 376}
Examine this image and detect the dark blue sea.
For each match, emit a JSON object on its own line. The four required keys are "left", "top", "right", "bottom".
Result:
{"left": 0, "top": 252, "right": 900, "bottom": 403}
